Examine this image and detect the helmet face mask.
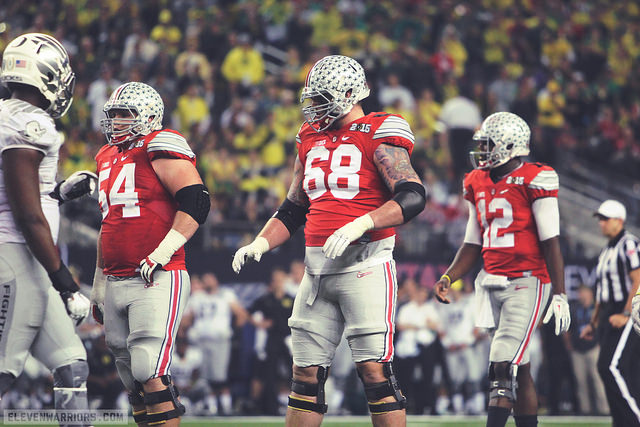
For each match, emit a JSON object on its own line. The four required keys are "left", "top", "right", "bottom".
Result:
{"left": 100, "top": 82, "right": 164, "bottom": 146}
{"left": 469, "top": 112, "right": 530, "bottom": 170}
{"left": 0, "top": 33, "right": 75, "bottom": 118}
{"left": 300, "top": 55, "right": 369, "bottom": 132}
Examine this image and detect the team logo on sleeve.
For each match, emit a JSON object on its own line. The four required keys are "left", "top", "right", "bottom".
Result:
{"left": 20, "top": 121, "right": 46, "bottom": 141}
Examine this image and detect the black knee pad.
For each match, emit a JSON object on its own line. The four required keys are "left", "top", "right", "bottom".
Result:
{"left": 489, "top": 362, "right": 518, "bottom": 402}
{"left": 288, "top": 365, "right": 329, "bottom": 414}
{"left": 144, "top": 375, "right": 186, "bottom": 425}
{"left": 360, "top": 362, "right": 406, "bottom": 414}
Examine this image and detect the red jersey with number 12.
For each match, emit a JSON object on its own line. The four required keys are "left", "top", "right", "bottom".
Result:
{"left": 463, "top": 162, "right": 559, "bottom": 283}
{"left": 95, "top": 129, "right": 196, "bottom": 276}
{"left": 297, "top": 112, "right": 415, "bottom": 247}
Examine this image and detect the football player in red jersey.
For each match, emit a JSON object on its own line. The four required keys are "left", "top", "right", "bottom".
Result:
{"left": 90, "top": 82, "right": 210, "bottom": 426}
{"left": 233, "top": 55, "right": 426, "bottom": 427}
{"left": 434, "top": 112, "right": 571, "bottom": 427}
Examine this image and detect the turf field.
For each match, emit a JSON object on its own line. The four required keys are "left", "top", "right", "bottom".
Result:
{"left": 0, "top": 415, "right": 612, "bottom": 426}
{"left": 173, "top": 415, "right": 611, "bottom": 427}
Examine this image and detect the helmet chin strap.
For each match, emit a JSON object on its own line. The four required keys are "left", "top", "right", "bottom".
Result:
{"left": 490, "top": 158, "right": 522, "bottom": 180}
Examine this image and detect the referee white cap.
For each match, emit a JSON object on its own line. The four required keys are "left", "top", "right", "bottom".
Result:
{"left": 595, "top": 199, "right": 626, "bottom": 221}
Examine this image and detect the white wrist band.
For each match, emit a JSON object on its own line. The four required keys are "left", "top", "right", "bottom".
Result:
{"left": 254, "top": 236, "right": 270, "bottom": 252}
{"left": 354, "top": 214, "right": 374, "bottom": 232}
{"left": 149, "top": 229, "right": 188, "bottom": 265}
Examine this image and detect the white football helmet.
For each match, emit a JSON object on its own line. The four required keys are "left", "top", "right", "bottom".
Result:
{"left": 0, "top": 33, "right": 75, "bottom": 118}
{"left": 100, "top": 82, "right": 164, "bottom": 145}
{"left": 470, "top": 112, "right": 530, "bottom": 169}
{"left": 300, "top": 55, "right": 370, "bottom": 132}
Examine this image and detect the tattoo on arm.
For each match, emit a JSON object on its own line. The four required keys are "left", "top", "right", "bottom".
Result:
{"left": 374, "top": 144, "right": 420, "bottom": 191}
{"left": 286, "top": 156, "right": 310, "bottom": 207}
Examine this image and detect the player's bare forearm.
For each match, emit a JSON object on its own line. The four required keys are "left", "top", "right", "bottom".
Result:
{"left": 256, "top": 217, "right": 292, "bottom": 250}
{"left": 3, "top": 148, "right": 61, "bottom": 273}
{"left": 540, "top": 236, "right": 565, "bottom": 295}
{"left": 170, "top": 211, "right": 200, "bottom": 241}
{"left": 366, "top": 199, "right": 405, "bottom": 229}
{"left": 444, "top": 243, "right": 482, "bottom": 281}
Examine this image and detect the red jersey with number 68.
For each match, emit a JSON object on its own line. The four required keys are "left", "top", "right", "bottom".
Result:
{"left": 463, "top": 162, "right": 559, "bottom": 283}
{"left": 297, "top": 112, "right": 415, "bottom": 247}
{"left": 95, "top": 129, "right": 196, "bottom": 276}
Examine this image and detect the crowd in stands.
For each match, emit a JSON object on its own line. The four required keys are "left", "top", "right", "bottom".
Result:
{"left": 1, "top": 0, "right": 639, "bottom": 417}
{"left": 4, "top": 0, "right": 640, "bottom": 252}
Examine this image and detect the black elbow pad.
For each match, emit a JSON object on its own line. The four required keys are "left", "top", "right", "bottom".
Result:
{"left": 392, "top": 181, "right": 426, "bottom": 222}
{"left": 175, "top": 184, "right": 211, "bottom": 224}
{"left": 273, "top": 198, "right": 308, "bottom": 235}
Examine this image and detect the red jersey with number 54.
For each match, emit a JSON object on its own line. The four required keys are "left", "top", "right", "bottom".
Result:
{"left": 297, "top": 112, "right": 415, "bottom": 247}
{"left": 95, "top": 129, "right": 196, "bottom": 276}
{"left": 463, "top": 162, "right": 559, "bottom": 283}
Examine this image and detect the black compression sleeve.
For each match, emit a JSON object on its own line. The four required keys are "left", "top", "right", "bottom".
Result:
{"left": 273, "top": 198, "right": 308, "bottom": 235}
{"left": 392, "top": 181, "right": 426, "bottom": 222}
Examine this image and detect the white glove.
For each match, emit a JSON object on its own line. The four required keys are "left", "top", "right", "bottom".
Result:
{"left": 63, "top": 291, "right": 91, "bottom": 326}
{"left": 322, "top": 214, "right": 374, "bottom": 259}
{"left": 90, "top": 266, "right": 106, "bottom": 324}
{"left": 139, "top": 229, "right": 187, "bottom": 284}
{"left": 632, "top": 294, "right": 640, "bottom": 336}
{"left": 232, "top": 237, "right": 269, "bottom": 274}
{"left": 543, "top": 293, "right": 571, "bottom": 335}
{"left": 50, "top": 170, "right": 98, "bottom": 203}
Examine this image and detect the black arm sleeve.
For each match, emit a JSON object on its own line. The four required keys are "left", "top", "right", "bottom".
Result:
{"left": 273, "top": 198, "right": 308, "bottom": 236}
{"left": 392, "top": 181, "right": 427, "bottom": 223}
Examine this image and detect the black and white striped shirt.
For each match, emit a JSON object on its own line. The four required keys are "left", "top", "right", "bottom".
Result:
{"left": 595, "top": 230, "right": 640, "bottom": 305}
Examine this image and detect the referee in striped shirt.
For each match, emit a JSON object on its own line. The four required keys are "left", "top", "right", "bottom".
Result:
{"left": 581, "top": 199, "right": 640, "bottom": 426}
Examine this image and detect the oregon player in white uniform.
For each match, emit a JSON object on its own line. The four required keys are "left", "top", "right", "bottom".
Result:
{"left": 0, "top": 33, "right": 93, "bottom": 417}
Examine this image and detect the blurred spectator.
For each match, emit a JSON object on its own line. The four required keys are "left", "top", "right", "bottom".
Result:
{"left": 248, "top": 268, "right": 294, "bottom": 415}
{"left": 121, "top": 20, "right": 159, "bottom": 74}
{"left": 221, "top": 33, "right": 265, "bottom": 93}
{"left": 378, "top": 72, "right": 415, "bottom": 111}
{"left": 172, "top": 83, "right": 211, "bottom": 140}
{"left": 536, "top": 79, "right": 566, "bottom": 164}
{"left": 437, "top": 280, "right": 484, "bottom": 415}
{"left": 438, "top": 87, "right": 482, "bottom": 186}
{"left": 395, "top": 279, "right": 441, "bottom": 415}
{"left": 488, "top": 66, "right": 517, "bottom": 112}
{"left": 86, "top": 335, "right": 124, "bottom": 410}
{"left": 86, "top": 65, "right": 121, "bottom": 131}
{"left": 566, "top": 284, "right": 609, "bottom": 415}
{"left": 150, "top": 9, "right": 182, "bottom": 55}
{"left": 175, "top": 36, "right": 212, "bottom": 85}
{"left": 186, "top": 273, "right": 248, "bottom": 415}
{"left": 171, "top": 337, "right": 209, "bottom": 415}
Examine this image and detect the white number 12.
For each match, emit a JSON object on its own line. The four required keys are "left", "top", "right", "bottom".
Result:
{"left": 477, "top": 197, "right": 514, "bottom": 248}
